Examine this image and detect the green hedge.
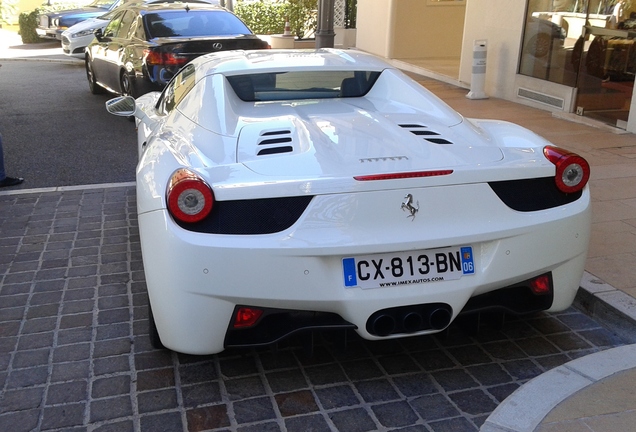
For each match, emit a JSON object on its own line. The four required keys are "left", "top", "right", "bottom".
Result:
{"left": 234, "top": 1, "right": 286, "bottom": 35}
{"left": 18, "top": 9, "right": 41, "bottom": 43}
{"left": 234, "top": 0, "right": 317, "bottom": 39}
{"left": 16, "top": 3, "right": 84, "bottom": 44}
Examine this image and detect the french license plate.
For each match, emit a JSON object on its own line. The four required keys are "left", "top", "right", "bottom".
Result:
{"left": 343, "top": 246, "right": 475, "bottom": 289}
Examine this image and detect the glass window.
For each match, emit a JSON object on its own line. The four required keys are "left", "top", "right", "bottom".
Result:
{"left": 115, "top": 11, "right": 135, "bottom": 38}
{"left": 157, "top": 63, "right": 198, "bottom": 115}
{"left": 226, "top": 71, "right": 382, "bottom": 102}
{"left": 103, "top": 10, "right": 125, "bottom": 38}
{"left": 573, "top": 1, "right": 636, "bottom": 128}
{"left": 132, "top": 15, "right": 146, "bottom": 40}
{"left": 521, "top": 1, "right": 636, "bottom": 128}
{"left": 518, "top": 1, "right": 636, "bottom": 87}
{"left": 144, "top": 10, "right": 252, "bottom": 39}
{"left": 519, "top": 0, "right": 590, "bottom": 86}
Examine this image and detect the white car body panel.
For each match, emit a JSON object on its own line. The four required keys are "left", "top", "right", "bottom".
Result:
{"left": 139, "top": 186, "right": 589, "bottom": 354}
{"left": 115, "top": 49, "right": 591, "bottom": 355}
{"left": 62, "top": 17, "right": 108, "bottom": 58}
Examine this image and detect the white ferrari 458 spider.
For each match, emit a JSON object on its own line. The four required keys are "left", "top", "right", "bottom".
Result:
{"left": 106, "top": 49, "right": 591, "bottom": 355}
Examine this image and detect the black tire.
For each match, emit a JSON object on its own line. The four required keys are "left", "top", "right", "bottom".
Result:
{"left": 148, "top": 298, "right": 166, "bottom": 350}
{"left": 85, "top": 57, "right": 106, "bottom": 95}
{"left": 120, "top": 72, "right": 137, "bottom": 121}
{"left": 120, "top": 71, "right": 135, "bottom": 97}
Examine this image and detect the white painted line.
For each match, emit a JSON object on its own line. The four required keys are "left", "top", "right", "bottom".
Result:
{"left": 0, "top": 182, "right": 136, "bottom": 196}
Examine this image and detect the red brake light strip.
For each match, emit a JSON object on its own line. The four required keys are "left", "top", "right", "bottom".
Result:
{"left": 354, "top": 170, "right": 453, "bottom": 181}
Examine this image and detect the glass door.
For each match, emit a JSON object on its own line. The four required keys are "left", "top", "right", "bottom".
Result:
{"left": 574, "top": 24, "right": 635, "bottom": 129}
{"left": 520, "top": 0, "right": 636, "bottom": 129}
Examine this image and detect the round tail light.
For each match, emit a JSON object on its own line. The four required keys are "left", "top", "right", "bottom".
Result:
{"left": 166, "top": 169, "right": 214, "bottom": 223}
{"left": 543, "top": 146, "right": 590, "bottom": 194}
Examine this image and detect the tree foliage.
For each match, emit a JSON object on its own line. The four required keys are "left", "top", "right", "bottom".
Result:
{"left": 234, "top": 0, "right": 317, "bottom": 39}
{"left": 1, "top": 0, "right": 20, "bottom": 27}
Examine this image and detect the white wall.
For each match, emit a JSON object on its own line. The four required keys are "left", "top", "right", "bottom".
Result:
{"left": 356, "top": 0, "right": 395, "bottom": 58}
{"left": 391, "top": 0, "right": 465, "bottom": 59}
{"left": 460, "top": 0, "right": 527, "bottom": 100}
{"left": 356, "top": 0, "right": 464, "bottom": 59}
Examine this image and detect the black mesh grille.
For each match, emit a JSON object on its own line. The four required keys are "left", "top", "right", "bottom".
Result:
{"left": 174, "top": 196, "right": 314, "bottom": 234}
{"left": 488, "top": 177, "right": 582, "bottom": 211}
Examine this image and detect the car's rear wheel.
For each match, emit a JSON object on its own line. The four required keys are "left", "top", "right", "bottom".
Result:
{"left": 120, "top": 71, "right": 135, "bottom": 98}
{"left": 85, "top": 58, "right": 105, "bottom": 95}
{"left": 148, "top": 298, "right": 165, "bottom": 350}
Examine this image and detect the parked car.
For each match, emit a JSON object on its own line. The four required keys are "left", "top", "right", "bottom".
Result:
{"left": 37, "top": 0, "right": 118, "bottom": 40}
{"left": 62, "top": 0, "right": 220, "bottom": 59}
{"left": 62, "top": 7, "right": 120, "bottom": 57}
{"left": 106, "top": 49, "right": 591, "bottom": 355}
{"left": 85, "top": 2, "right": 268, "bottom": 97}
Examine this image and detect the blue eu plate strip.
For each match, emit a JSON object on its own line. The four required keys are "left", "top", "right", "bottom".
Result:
{"left": 460, "top": 246, "right": 475, "bottom": 275}
{"left": 342, "top": 258, "right": 357, "bottom": 287}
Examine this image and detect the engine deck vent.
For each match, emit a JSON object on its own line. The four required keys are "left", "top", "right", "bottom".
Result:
{"left": 399, "top": 124, "right": 453, "bottom": 145}
{"left": 257, "top": 129, "right": 293, "bottom": 156}
{"left": 517, "top": 88, "right": 564, "bottom": 110}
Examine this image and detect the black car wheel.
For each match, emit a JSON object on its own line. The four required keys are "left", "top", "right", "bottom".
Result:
{"left": 85, "top": 57, "right": 105, "bottom": 95}
{"left": 120, "top": 71, "right": 135, "bottom": 98}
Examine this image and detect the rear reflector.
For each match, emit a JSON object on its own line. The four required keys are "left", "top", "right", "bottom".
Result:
{"left": 529, "top": 274, "right": 551, "bottom": 295}
{"left": 354, "top": 170, "right": 453, "bottom": 181}
{"left": 234, "top": 307, "right": 263, "bottom": 328}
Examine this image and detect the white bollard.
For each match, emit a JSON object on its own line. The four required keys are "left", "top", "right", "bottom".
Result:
{"left": 283, "top": 18, "right": 292, "bottom": 37}
{"left": 466, "top": 40, "right": 488, "bottom": 100}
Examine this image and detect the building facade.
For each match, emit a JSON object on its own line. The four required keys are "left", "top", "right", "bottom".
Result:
{"left": 8, "top": 0, "right": 635, "bottom": 132}
{"left": 356, "top": 0, "right": 636, "bottom": 133}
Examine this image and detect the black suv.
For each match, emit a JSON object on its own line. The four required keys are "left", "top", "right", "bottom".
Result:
{"left": 85, "top": 2, "right": 268, "bottom": 97}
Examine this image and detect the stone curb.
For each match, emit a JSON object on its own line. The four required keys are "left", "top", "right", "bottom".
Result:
{"left": 575, "top": 271, "right": 636, "bottom": 344}
{"left": 0, "top": 56, "right": 83, "bottom": 65}
{"left": 479, "top": 272, "right": 636, "bottom": 432}
{"left": 479, "top": 344, "right": 636, "bottom": 432}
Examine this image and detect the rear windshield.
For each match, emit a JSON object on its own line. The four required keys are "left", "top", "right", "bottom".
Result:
{"left": 226, "top": 71, "right": 382, "bottom": 101}
{"left": 145, "top": 10, "right": 251, "bottom": 38}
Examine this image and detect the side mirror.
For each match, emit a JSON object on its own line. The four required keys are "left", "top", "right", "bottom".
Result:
{"left": 105, "top": 96, "right": 151, "bottom": 127}
{"left": 106, "top": 95, "right": 135, "bottom": 116}
{"left": 94, "top": 28, "right": 104, "bottom": 41}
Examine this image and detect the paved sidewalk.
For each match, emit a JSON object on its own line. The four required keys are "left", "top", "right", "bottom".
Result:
{"left": 0, "top": 29, "right": 80, "bottom": 63}
{"left": 416, "top": 70, "right": 636, "bottom": 432}
{"left": 0, "top": 185, "right": 628, "bottom": 431}
{"left": 2, "top": 28, "right": 636, "bottom": 432}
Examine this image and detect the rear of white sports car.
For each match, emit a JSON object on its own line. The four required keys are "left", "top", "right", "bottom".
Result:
{"left": 127, "top": 50, "right": 591, "bottom": 355}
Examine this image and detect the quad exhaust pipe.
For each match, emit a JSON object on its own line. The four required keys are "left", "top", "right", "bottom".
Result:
{"left": 367, "top": 303, "right": 453, "bottom": 337}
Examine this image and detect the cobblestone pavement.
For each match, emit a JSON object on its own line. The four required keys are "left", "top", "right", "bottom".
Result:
{"left": 0, "top": 186, "right": 628, "bottom": 432}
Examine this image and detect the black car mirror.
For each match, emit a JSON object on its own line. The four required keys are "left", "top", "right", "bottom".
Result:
{"left": 94, "top": 28, "right": 104, "bottom": 41}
